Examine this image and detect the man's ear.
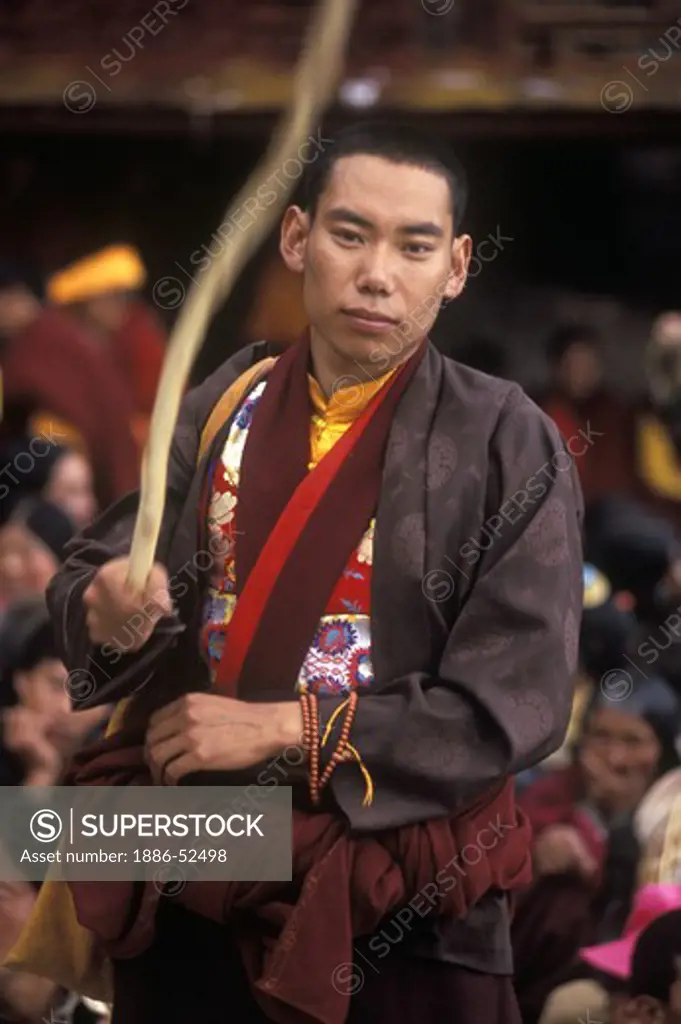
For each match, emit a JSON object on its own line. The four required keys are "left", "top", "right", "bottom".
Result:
{"left": 280, "top": 206, "right": 310, "bottom": 275}
{"left": 442, "top": 234, "right": 472, "bottom": 302}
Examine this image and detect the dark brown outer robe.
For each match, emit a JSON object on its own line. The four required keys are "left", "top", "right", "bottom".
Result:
{"left": 47, "top": 339, "right": 584, "bottom": 1003}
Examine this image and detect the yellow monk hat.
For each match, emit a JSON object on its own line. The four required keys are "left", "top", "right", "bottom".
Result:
{"left": 47, "top": 244, "right": 146, "bottom": 305}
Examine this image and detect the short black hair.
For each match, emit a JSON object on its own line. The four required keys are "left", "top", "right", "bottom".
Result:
{"left": 298, "top": 120, "right": 468, "bottom": 233}
{"left": 630, "top": 908, "right": 681, "bottom": 1003}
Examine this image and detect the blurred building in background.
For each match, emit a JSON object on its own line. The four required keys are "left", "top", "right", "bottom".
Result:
{"left": 0, "top": 0, "right": 679, "bottom": 384}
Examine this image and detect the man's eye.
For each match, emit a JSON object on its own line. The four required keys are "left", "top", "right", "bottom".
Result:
{"left": 334, "top": 229, "right": 363, "bottom": 244}
{"left": 404, "top": 243, "right": 434, "bottom": 255}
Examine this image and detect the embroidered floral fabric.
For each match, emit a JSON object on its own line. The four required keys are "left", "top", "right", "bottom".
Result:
{"left": 201, "top": 380, "right": 376, "bottom": 696}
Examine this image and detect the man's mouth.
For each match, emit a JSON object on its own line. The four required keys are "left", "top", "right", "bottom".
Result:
{"left": 341, "top": 308, "right": 400, "bottom": 334}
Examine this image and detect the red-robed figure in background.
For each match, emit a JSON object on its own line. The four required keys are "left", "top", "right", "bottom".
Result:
{"left": 47, "top": 244, "right": 167, "bottom": 449}
{"left": 0, "top": 265, "right": 139, "bottom": 511}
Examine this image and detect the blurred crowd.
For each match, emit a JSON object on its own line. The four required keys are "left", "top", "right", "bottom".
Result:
{"left": 0, "top": 244, "right": 165, "bottom": 1023}
{"left": 3, "top": 245, "right": 681, "bottom": 1022}
{"left": 511, "top": 313, "right": 681, "bottom": 1024}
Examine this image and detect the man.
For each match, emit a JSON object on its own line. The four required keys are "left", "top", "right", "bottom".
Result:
{"left": 44, "top": 122, "right": 582, "bottom": 1023}
{"left": 0, "top": 265, "right": 140, "bottom": 508}
{"left": 539, "top": 323, "right": 636, "bottom": 508}
{"left": 47, "top": 244, "right": 167, "bottom": 445}
{"left": 636, "top": 310, "right": 681, "bottom": 532}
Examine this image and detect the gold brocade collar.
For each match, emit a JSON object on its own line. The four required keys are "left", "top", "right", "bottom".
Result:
{"left": 307, "top": 368, "right": 396, "bottom": 425}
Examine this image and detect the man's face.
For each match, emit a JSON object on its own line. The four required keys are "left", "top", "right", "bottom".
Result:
{"left": 558, "top": 341, "right": 603, "bottom": 400}
{"left": 44, "top": 452, "right": 97, "bottom": 530}
{"left": 0, "top": 523, "right": 59, "bottom": 606}
{"left": 13, "top": 658, "right": 70, "bottom": 719}
{"left": 280, "top": 154, "right": 472, "bottom": 373}
{"left": 0, "top": 285, "right": 36, "bottom": 338}
{"left": 579, "top": 707, "right": 662, "bottom": 817}
{"left": 84, "top": 293, "right": 130, "bottom": 334}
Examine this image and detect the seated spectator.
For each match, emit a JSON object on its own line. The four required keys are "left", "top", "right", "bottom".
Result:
{"left": 539, "top": 324, "right": 636, "bottom": 506}
{"left": 619, "top": 905, "right": 681, "bottom": 1023}
{"left": 0, "top": 435, "right": 98, "bottom": 532}
{"left": 40, "top": 445, "right": 98, "bottom": 531}
{"left": 513, "top": 674, "right": 681, "bottom": 1023}
{"left": 0, "top": 597, "right": 110, "bottom": 787}
{"left": 635, "top": 310, "right": 681, "bottom": 533}
{"left": 0, "top": 598, "right": 111, "bottom": 1022}
{"left": 0, "top": 498, "right": 75, "bottom": 616}
{"left": 636, "top": 768, "right": 681, "bottom": 886}
{"left": 539, "top": 884, "right": 681, "bottom": 1024}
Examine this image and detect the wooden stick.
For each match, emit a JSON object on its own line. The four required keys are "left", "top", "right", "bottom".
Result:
{"left": 126, "top": 0, "right": 358, "bottom": 596}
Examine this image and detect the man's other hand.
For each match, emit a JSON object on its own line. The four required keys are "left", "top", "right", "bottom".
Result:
{"left": 144, "top": 693, "right": 304, "bottom": 784}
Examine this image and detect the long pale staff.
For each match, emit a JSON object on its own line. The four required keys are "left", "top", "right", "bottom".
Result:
{"left": 126, "top": 0, "right": 358, "bottom": 596}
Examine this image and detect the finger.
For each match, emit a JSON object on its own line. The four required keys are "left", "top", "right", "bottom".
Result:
{"left": 145, "top": 580, "right": 173, "bottom": 618}
{"left": 146, "top": 734, "right": 188, "bottom": 785}
{"left": 160, "top": 751, "right": 198, "bottom": 786}
{"left": 145, "top": 716, "right": 183, "bottom": 750}
{"left": 85, "top": 608, "right": 105, "bottom": 643}
{"left": 127, "top": 621, "right": 158, "bottom": 653}
{"left": 133, "top": 596, "right": 171, "bottom": 634}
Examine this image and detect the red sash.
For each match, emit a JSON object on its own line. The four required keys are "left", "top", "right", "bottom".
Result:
{"left": 211, "top": 334, "right": 426, "bottom": 699}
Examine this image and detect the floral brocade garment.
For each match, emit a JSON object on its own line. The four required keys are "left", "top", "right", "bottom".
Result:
{"left": 201, "top": 375, "right": 381, "bottom": 697}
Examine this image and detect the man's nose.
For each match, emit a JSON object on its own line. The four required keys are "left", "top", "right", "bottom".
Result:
{"left": 605, "top": 742, "right": 630, "bottom": 771}
{"left": 356, "top": 245, "right": 395, "bottom": 295}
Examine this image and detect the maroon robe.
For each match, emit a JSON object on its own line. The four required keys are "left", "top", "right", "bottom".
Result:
{"left": 1, "top": 307, "right": 139, "bottom": 505}
{"left": 48, "top": 339, "right": 584, "bottom": 1023}
{"left": 540, "top": 389, "right": 637, "bottom": 507}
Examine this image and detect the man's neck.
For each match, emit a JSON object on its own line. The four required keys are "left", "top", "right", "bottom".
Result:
{"left": 308, "top": 325, "right": 421, "bottom": 399}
